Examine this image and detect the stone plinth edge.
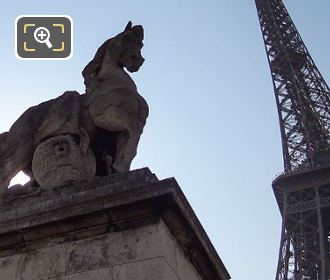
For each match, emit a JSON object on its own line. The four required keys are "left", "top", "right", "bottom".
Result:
{"left": 0, "top": 168, "right": 230, "bottom": 280}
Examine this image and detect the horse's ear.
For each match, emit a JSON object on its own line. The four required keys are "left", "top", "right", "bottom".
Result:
{"left": 132, "top": 26, "right": 144, "bottom": 43}
{"left": 124, "top": 21, "right": 132, "bottom": 32}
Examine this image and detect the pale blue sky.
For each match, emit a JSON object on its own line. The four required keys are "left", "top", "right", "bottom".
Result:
{"left": 1, "top": 1, "right": 330, "bottom": 279}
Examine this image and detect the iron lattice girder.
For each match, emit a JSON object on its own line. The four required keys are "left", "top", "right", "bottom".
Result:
{"left": 277, "top": 190, "right": 330, "bottom": 280}
{"left": 255, "top": 0, "right": 330, "bottom": 172}
{"left": 256, "top": 1, "right": 330, "bottom": 280}
{"left": 273, "top": 169, "right": 330, "bottom": 280}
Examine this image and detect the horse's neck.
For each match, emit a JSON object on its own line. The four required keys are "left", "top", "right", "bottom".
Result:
{"left": 98, "top": 61, "right": 137, "bottom": 92}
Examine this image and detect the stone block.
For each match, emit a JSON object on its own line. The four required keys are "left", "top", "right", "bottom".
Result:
{"left": 19, "top": 244, "right": 67, "bottom": 280}
{"left": 67, "top": 236, "right": 108, "bottom": 274}
{"left": 113, "top": 257, "right": 179, "bottom": 280}
{"left": 63, "top": 268, "right": 113, "bottom": 280}
{"left": 176, "top": 246, "right": 202, "bottom": 280}
{"left": 66, "top": 221, "right": 177, "bottom": 275}
{"left": 0, "top": 254, "right": 23, "bottom": 280}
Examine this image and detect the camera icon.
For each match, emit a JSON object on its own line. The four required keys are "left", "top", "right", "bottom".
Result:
{"left": 16, "top": 15, "right": 73, "bottom": 60}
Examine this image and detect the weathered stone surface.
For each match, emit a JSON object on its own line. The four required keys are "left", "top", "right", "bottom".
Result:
{"left": 66, "top": 222, "right": 177, "bottom": 275}
{"left": 112, "top": 257, "right": 178, "bottom": 280}
{"left": 42, "top": 268, "right": 113, "bottom": 280}
{"left": 0, "top": 168, "right": 157, "bottom": 233}
{"left": 176, "top": 246, "right": 202, "bottom": 280}
{"left": 32, "top": 134, "right": 96, "bottom": 189}
{"left": 0, "top": 169, "right": 230, "bottom": 280}
{"left": 0, "top": 221, "right": 203, "bottom": 280}
{"left": 19, "top": 245, "right": 67, "bottom": 280}
{"left": 0, "top": 254, "right": 22, "bottom": 279}
{"left": 62, "top": 268, "right": 113, "bottom": 280}
{"left": 67, "top": 236, "right": 108, "bottom": 274}
{"left": 0, "top": 244, "right": 67, "bottom": 280}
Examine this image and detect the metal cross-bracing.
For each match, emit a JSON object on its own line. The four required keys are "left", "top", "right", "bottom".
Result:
{"left": 255, "top": 0, "right": 330, "bottom": 279}
{"left": 275, "top": 184, "right": 330, "bottom": 280}
{"left": 255, "top": 0, "right": 330, "bottom": 172}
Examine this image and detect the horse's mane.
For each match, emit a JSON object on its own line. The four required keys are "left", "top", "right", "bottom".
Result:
{"left": 82, "top": 22, "right": 144, "bottom": 92}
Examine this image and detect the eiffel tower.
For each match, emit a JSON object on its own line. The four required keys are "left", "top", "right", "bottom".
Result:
{"left": 255, "top": 1, "right": 330, "bottom": 279}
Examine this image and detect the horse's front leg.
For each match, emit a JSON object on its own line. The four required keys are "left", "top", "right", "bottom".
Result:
{"left": 112, "top": 130, "right": 142, "bottom": 173}
{"left": 89, "top": 103, "right": 142, "bottom": 174}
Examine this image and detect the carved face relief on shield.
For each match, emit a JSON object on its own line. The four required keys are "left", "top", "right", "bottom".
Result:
{"left": 32, "top": 135, "right": 96, "bottom": 189}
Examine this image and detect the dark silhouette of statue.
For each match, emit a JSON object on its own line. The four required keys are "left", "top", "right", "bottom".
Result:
{"left": 0, "top": 22, "right": 149, "bottom": 191}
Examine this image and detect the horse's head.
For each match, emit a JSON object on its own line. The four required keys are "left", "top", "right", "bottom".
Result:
{"left": 117, "top": 21, "right": 145, "bottom": 73}
{"left": 82, "top": 22, "right": 145, "bottom": 91}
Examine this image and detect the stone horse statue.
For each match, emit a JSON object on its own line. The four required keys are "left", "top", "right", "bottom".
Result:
{"left": 0, "top": 21, "right": 149, "bottom": 192}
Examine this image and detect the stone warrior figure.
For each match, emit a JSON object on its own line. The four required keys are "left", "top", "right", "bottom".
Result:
{"left": 0, "top": 21, "right": 149, "bottom": 192}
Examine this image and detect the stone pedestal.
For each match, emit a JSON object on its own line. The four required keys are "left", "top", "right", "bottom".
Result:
{"left": 0, "top": 168, "right": 230, "bottom": 280}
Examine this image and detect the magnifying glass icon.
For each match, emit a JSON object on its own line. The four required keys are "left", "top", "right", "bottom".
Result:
{"left": 34, "top": 27, "right": 53, "bottom": 49}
